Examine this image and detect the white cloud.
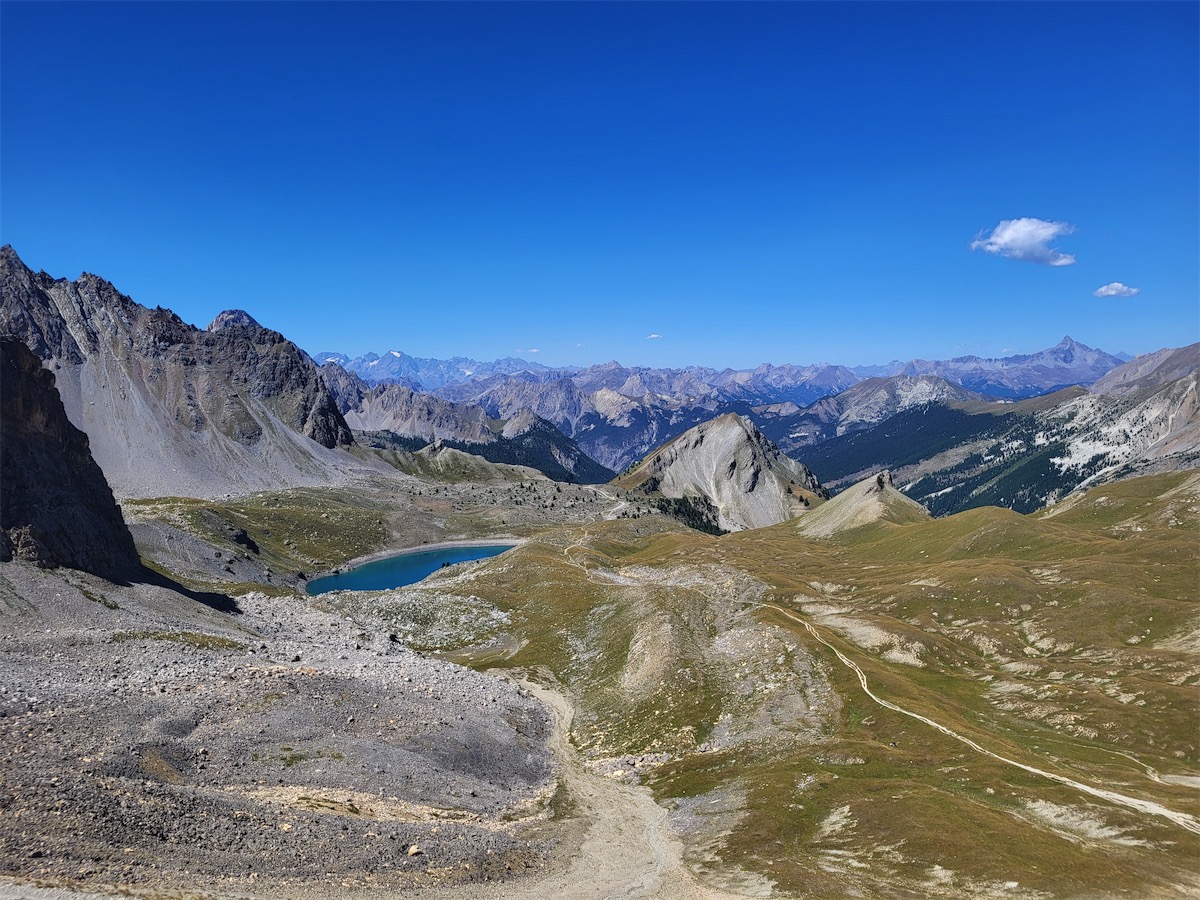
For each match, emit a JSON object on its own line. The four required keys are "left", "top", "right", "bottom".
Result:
{"left": 517, "top": 348, "right": 541, "bottom": 354}
{"left": 646, "top": 333, "right": 663, "bottom": 340}
{"left": 1093, "top": 282, "right": 1140, "bottom": 298}
{"left": 970, "top": 217, "right": 1077, "bottom": 266}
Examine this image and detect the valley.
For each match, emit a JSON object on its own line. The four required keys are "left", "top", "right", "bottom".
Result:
{"left": 1, "top": 247, "right": 1197, "bottom": 899}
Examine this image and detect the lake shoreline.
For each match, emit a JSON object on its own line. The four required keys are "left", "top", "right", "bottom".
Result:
{"left": 307, "top": 537, "right": 525, "bottom": 594}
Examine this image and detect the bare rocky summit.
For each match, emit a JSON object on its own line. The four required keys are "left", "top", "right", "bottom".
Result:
{"left": 616, "top": 412, "right": 828, "bottom": 531}
{"left": 206, "top": 308, "right": 263, "bottom": 332}
{"left": 0, "top": 338, "right": 140, "bottom": 578}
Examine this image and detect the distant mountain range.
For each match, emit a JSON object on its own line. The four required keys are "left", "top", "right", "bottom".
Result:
{"left": 319, "top": 335, "right": 1122, "bottom": 403}
{"left": 2, "top": 245, "right": 1194, "bottom": 518}
{"left": 317, "top": 337, "right": 1130, "bottom": 473}
{"left": 799, "top": 343, "right": 1199, "bottom": 514}
{"left": 314, "top": 349, "right": 560, "bottom": 390}
{"left": 894, "top": 336, "right": 1127, "bottom": 398}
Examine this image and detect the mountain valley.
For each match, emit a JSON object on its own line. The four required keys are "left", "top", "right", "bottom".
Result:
{"left": 1, "top": 247, "right": 1197, "bottom": 900}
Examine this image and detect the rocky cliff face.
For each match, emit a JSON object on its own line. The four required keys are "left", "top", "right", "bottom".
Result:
{"left": 0, "top": 247, "right": 356, "bottom": 498}
{"left": 0, "top": 338, "right": 141, "bottom": 579}
{"left": 616, "top": 413, "right": 828, "bottom": 532}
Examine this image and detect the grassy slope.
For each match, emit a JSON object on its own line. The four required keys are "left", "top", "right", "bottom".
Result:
{"left": 129, "top": 470, "right": 1200, "bottom": 897}
{"left": 449, "top": 471, "right": 1200, "bottom": 897}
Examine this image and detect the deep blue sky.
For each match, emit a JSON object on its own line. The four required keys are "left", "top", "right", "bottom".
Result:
{"left": 3, "top": 2, "right": 1197, "bottom": 368}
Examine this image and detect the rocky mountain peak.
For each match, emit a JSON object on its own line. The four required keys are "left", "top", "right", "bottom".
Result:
{"left": 207, "top": 309, "right": 263, "bottom": 332}
{"left": 1, "top": 247, "right": 356, "bottom": 498}
{"left": 616, "top": 412, "right": 827, "bottom": 532}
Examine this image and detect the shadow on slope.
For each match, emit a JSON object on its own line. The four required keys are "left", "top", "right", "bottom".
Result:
{"left": 134, "top": 564, "right": 242, "bottom": 615}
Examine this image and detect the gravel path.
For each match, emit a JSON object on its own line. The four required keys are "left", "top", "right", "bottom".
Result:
{"left": 447, "top": 679, "right": 738, "bottom": 900}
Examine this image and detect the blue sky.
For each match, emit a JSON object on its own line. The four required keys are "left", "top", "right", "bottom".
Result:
{"left": 2, "top": 2, "right": 1196, "bottom": 369}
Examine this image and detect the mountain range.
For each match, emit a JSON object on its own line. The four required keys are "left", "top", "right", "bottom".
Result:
{"left": 323, "top": 335, "right": 1120, "bottom": 405}
{"left": 2, "top": 245, "right": 1195, "bottom": 519}
{"left": 320, "top": 337, "right": 1129, "bottom": 473}
{"left": 2, "top": 246, "right": 1199, "bottom": 900}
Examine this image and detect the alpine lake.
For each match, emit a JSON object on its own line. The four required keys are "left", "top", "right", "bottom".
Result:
{"left": 306, "top": 543, "right": 514, "bottom": 595}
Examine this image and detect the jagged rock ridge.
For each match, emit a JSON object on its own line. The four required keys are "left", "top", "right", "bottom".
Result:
{"left": 616, "top": 413, "right": 828, "bottom": 532}
{"left": 0, "top": 338, "right": 140, "bottom": 578}
{"left": 0, "top": 246, "right": 359, "bottom": 499}
{"left": 324, "top": 363, "right": 614, "bottom": 483}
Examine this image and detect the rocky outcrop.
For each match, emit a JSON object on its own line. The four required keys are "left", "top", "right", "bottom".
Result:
{"left": 1, "top": 246, "right": 357, "bottom": 498}
{"left": 1, "top": 338, "right": 140, "bottom": 579}
{"left": 616, "top": 413, "right": 827, "bottom": 532}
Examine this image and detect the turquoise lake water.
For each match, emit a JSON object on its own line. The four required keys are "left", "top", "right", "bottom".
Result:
{"left": 305, "top": 544, "right": 514, "bottom": 595}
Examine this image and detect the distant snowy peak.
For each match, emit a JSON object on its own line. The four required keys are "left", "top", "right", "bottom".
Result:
{"left": 318, "top": 349, "right": 552, "bottom": 390}
{"left": 314, "top": 351, "right": 350, "bottom": 366}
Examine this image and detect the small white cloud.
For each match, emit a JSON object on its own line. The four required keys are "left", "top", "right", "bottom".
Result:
{"left": 970, "top": 217, "right": 1077, "bottom": 266}
{"left": 646, "top": 333, "right": 663, "bottom": 340}
{"left": 1093, "top": 282, "right": 1140, "bottom": 298}
{"left": 527, "top": 348, "right": 540, "bottom": 353}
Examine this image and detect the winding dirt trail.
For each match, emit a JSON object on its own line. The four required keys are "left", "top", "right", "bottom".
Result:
{"left": 761, "top": 602, "right": 1200, "bottom": 836}
{"left": 454, "top": 679, "right": 736, "bottom": 900}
